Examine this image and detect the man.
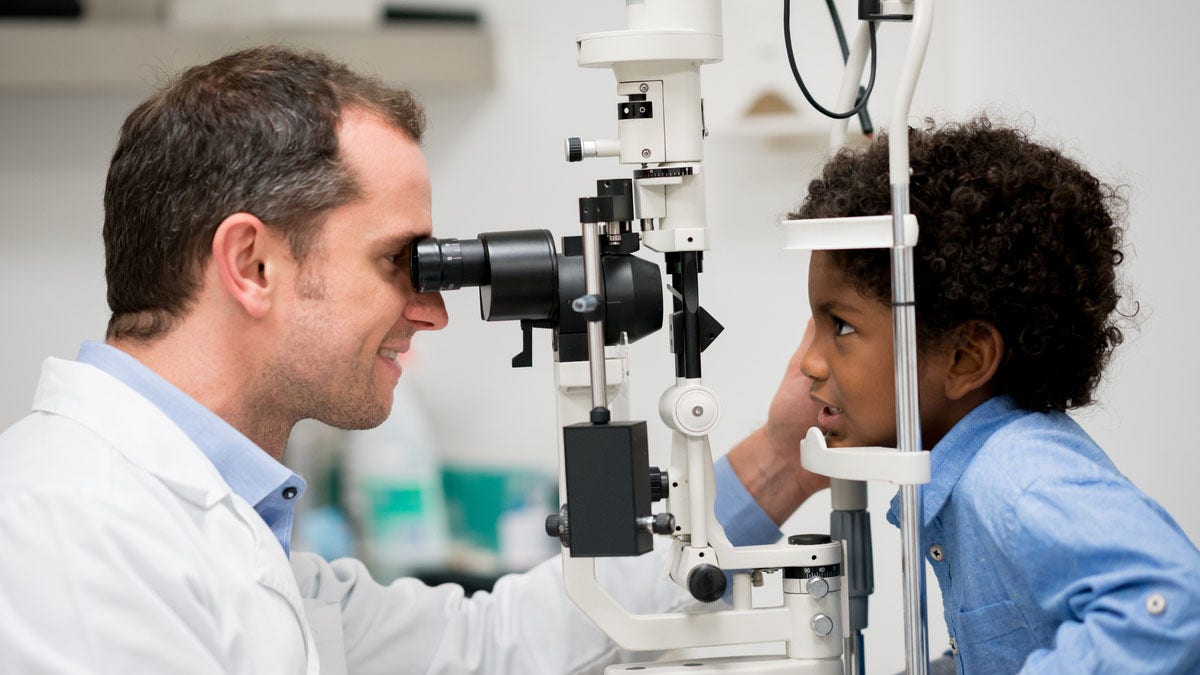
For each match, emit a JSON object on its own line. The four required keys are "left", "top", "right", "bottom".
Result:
{"left": 0, "top": 47, "right": 821, "bottom": 673}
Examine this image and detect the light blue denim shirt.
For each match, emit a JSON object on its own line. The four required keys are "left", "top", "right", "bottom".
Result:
{"left": 714, "top": 455, "right": 785, "bottom": 547}
{"left": 78, "top": 341, "right": 306, "bottom": 556}
{"left": 887, "top": 396, "right": 1200, "bottom": 673}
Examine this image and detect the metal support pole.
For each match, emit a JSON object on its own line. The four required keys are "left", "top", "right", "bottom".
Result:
{"left": 582, "top": 221, "right": 608, "bottom": 410}
{"left": 891, "top": 184, "right": 928, "bottom": 675}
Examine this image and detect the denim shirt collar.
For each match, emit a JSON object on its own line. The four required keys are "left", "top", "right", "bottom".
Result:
{"left": 888, "top": 395, "right": 1023, "bottom": 527}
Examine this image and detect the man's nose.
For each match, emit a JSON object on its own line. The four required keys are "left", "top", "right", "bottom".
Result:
{"left": 406, "top": 290, "right": 449, "bottom": 331}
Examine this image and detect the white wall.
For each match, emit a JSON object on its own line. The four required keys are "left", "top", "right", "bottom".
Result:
{"left": 1, "top": 2, "right": 1197, "bottom": 673}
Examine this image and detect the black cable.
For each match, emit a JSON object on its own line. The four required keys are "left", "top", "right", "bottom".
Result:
{"left": 784, "top": 0, "right": 877, "bottom": 120}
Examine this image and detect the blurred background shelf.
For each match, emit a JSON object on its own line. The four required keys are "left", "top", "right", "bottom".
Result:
{"left": 0, "top": 20, "right": 493, "bottom": 91}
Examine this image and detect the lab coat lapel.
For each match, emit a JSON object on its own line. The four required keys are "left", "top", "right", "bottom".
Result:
{"left": 34, "top": 357, "right": 323, "bottom": 674}
{"left": 32, "top": 358, "right": 228, "bottom": 508}
{"left": 225, "top": 493, "right": 323, "bottom": 675}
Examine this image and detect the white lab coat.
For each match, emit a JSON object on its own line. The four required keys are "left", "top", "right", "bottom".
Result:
{"left": 0, "top": 358, "right": 695, "bottom": 674}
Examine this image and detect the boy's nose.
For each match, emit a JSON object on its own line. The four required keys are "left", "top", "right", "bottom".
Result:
{"left": 798, "top": 343, "right": 826, "bottom": 382}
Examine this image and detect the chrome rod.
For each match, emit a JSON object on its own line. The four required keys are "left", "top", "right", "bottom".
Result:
{"left": 892, "top": 183, "right": 928, "bottom": 674}
{"left": 582, "top": 220, "right": 608, "bottom": 410}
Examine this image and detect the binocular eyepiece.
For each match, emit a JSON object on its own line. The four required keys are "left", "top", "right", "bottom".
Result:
{"left": 412, "top": 230, "right": 562, "bottom": 323}
{"left": 410, "top": 229, "right": 663, "bottom": 363}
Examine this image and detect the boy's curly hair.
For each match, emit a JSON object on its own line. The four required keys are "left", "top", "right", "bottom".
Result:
{"left": 794, "top": 117, "right": 1129, "bottom": 412}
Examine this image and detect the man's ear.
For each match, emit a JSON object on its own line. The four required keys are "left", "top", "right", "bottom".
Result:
{"left": 944, "top": 321, "right": 1004, "bottom": 401}
{"left": 210, "top": 213, "right": 291, "bottom": 319}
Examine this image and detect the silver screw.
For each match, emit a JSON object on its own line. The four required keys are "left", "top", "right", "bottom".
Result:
{"left": 639, "top": 82, "right": 649, "bottom": 93}
{"left": 807, "top": 577, "right": 829, "bottom": 599}
{"left": 641, "top": 148, "right": 652, "bottom": 158}
{"left": 572, "top": 295, "right": 600, "bottom": 313}
{"left": 810, "top": 614, "right": 834, "bottom": 636}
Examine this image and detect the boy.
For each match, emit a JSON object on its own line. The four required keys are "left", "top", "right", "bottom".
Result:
{"left": 793, "top": 118, "right": 1200, "bottom": 673}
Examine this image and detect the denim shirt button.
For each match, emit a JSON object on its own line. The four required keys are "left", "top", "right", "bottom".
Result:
{"left": 1146, "top": 593, "right": 1167, "bottom": 615}
{"left": 929, "top": 544, "right": 945, "bottom": 562}
{"left": 949, "top": 637, "right": 958, "bottom": 654}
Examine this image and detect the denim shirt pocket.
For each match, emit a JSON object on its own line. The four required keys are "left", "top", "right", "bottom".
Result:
{"left": 956, "top": 600, "right": 1035, "bottom": 674}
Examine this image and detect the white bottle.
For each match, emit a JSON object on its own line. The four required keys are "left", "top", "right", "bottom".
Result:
{"left": 343, "top": 381, "right": 449, "bottom": 581}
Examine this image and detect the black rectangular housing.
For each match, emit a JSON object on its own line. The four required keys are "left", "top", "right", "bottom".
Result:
{"left": 563, "top": 421, "right": 652, "bottom": 557}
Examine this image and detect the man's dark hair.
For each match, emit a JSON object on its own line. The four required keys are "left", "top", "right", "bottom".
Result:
{"left": 794, "top": 117, "right": 1130, "bottom": 412}
{"left": 103, "top": 46, "right": 426, "bottom": 340}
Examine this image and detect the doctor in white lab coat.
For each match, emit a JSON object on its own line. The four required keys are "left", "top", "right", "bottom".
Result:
{"left": 0, "top": 47, "right": 823, "bottom": 674}
{"left": 0, "top": 356, "right": 703, "bottom": 674}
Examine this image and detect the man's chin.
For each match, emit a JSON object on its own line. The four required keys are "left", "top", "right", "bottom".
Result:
{"left": 317, "top": 399, "right": 391, "bottom": 431}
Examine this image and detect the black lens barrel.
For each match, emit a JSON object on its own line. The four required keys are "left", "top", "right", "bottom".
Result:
{"left": 410, "top": 229, "right": 662, "bottom": 353}
{"left": 411, "top": 237, "right": 489, "bottom": 292}
{"left": 476, "top": 230, "right": 558, "bottom": 322}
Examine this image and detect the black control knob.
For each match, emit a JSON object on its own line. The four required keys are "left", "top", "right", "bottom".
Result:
{"left": 636, "top": 512, "right": 675, "bottom": 535}
{"left": 545, "top": 505, "right": 570, "bottom": 546}
{"left": 566, "top": 137, "right": 583, "bottom": 162}
{"left": 651, "top": 512, "right": 675, "bottom": 535}
{"left": 649, "top": 466, "right": 669, "bottom": 502}
{"left": 788, "top": 533, "right": 833, "bottom": 546}
{"left": 687, "top": 563, "right": 727, "bottom": 603}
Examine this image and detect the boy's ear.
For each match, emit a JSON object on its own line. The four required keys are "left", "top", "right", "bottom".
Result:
{"left": 944, "top": 321, "right": 1004, "bottom": 401}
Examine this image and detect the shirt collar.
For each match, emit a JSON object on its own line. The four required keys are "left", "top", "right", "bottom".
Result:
{"left": 888, "top": 395, "right": 1023, "bottom": 527}
{"left": 76, "top": 341, "right": 305, "bottom": 552}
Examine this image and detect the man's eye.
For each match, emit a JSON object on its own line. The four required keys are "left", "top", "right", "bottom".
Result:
{"left": 832, "top": 317, "right": 855, "bottom": 336}
{"left": 390, "top": 251, "right": 410, "bottom": 268}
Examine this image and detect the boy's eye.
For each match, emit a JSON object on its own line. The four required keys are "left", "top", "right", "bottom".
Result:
{"left": 832, "top": 316, "right": 856, "bottom": 336}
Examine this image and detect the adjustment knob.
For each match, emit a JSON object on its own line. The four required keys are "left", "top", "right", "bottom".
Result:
{"left": 637, "top": 513, "right": 676, "bottom": 535}
{"left": 810, "top": 613, "right": 835, "bottom": 637}
{"left": 545, "top": 505, "right": 570, "bottom": 546}
{"left": 807, "top": 576, "right": 830, "bottom": 599}
{"left": 788, "top": 533, "right": 833, "bottom": 546}
{"left": 649, "top": 466, "right": 669, "bottom": 502}
{"left": 687, "top": 563, "right": 727, "bottom": 603}
{"left": 565, "top": 137, "right": 583, "bottom": 162}
{"left": 652, "top": 512, "right": 675, "bottom": 534}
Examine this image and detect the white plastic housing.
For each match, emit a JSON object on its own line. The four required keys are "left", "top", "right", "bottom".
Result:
{"left": 799, "top": 427, "right": 930, "bottom": 485}
{"left": 782, "top": 214, "right": 919, "bottom": 251}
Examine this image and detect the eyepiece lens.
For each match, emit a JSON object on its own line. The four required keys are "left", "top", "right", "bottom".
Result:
{"left": 411, "top": 237, "right": 450, "bottom": 292}
{"left": 411, "top": 236, "right": 491, "bottom": 292}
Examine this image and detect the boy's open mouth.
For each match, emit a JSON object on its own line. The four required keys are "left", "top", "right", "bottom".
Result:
{"left": 817, "top": 405, "right": 844, "bottom": 432}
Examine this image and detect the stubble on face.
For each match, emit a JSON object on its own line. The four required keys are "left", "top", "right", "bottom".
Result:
{"left": 259, "top": 259, "right": 395, "bottom": 432}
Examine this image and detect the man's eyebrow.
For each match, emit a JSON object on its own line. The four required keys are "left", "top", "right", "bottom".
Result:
{"left": 373, "top": 232, "right": 422, "bottom": 252}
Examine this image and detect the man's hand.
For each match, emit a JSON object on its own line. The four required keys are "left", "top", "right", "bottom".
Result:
{"left": 727, "top": 319, "right": 830, "bottom": 525}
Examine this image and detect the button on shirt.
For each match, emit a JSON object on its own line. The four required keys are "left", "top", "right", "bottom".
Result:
{"left": 887, "top": 396, "right": 1200, "bottom": 673}
{"left": 78, "top": 341, "right": 306, "bottom": 556}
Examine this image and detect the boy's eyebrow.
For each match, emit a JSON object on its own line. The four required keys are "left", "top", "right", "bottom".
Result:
{"left": 815, "top": 299, "right": 863, "bottom": 316}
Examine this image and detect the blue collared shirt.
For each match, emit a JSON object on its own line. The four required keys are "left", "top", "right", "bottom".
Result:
{"left": 714, "top": 455, "right": 784, "bottom": 547}
{"left": 887, "top": 396, "right": 1200, "bottom": 673}
{"left": 78, "top": 341, "right": 306, "bottom": 556}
